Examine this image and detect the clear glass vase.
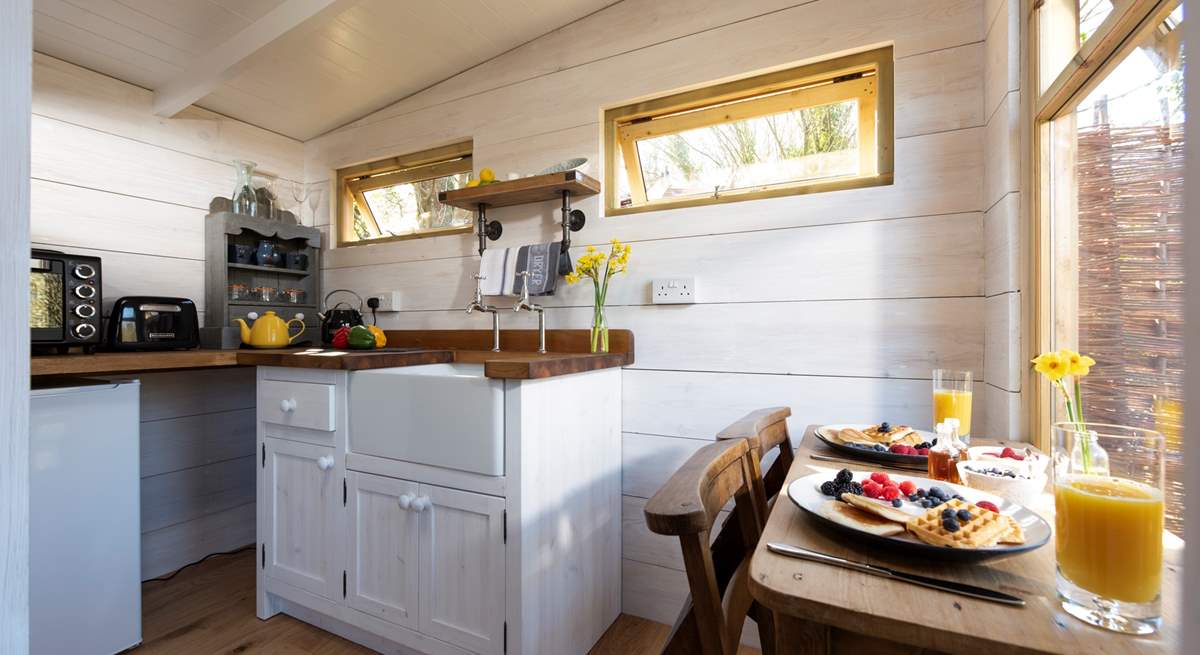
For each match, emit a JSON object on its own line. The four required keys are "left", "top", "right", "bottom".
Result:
{"left": 590, "top": 306, "right": 609, "bottom": 353}
{"left": 231, "top": 160, "right": 258, "bottom": 216}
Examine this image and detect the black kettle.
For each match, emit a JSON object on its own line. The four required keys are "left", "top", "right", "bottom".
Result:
{"left": 318, "top": 289, "right": 365, "bottom": 345}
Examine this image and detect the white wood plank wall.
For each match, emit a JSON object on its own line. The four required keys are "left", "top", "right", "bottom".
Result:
{"left": 1, "top": 0, "right": 32, "bottom": 649}
{"left": 29, "top": 53, "right": 304, "bottom": 580}
{"left": 306, "top": 0, "right": 995, "bottom": 627}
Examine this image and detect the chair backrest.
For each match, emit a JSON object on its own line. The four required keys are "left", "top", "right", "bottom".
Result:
{"left": 716, "top": 407, "right": 794, "bottom": 509}
{"left": 644, "top": 438, "right": 767, "bottom": 655}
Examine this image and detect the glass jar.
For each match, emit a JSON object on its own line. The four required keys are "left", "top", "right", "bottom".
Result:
{"left": 252, "top": 286, "right": 275, "bottom": 303}
{"left": 228, "top": 283, "right": 247, "bottom": 301}
{"left": 281, "top": 288, "right": 305, "bottom": 304}
{"left": 231, "top": 160, "right": 258, "bottom": 216}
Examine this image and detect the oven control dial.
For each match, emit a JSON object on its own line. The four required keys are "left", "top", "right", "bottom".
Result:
{"left": 74, "top": 304, "right": 96, "bottom": 319}
{"left": 74, "top": 284, "right": 96, "bottom": 299}
{"left": 73, "top": 323, "right": 97, "bottom": 339}
{"left": 73, "top": 264, "right": 96, "bottom": 279}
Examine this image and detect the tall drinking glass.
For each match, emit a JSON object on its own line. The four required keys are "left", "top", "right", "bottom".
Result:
{"left": 932, "top": 369, "right": 973, "bottom": 439}
{"left": 1053, "top": 422, "right": 1164, "bottom": 635}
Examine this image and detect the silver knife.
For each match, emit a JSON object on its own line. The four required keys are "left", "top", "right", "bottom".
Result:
{"left": 766, "top": 543, "right": 1025, "bottom": 606}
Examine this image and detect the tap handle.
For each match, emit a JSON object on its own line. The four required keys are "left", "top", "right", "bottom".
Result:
{"left": 474, "top": 273, "right": 485, "bottom": 281}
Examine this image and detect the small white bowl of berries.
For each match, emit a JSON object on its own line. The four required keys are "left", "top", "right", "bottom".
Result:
{"left": 967, "top": 445, "right": 1048, "bottom": 477}
{"left": 956, "top": 459, "right": 1047, "bottom": 506}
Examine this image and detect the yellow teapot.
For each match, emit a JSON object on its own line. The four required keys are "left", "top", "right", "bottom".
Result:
{"left": 233, "top": 311, "right": 305, "bottom": 348}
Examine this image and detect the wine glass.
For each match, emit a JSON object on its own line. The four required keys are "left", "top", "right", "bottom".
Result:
{"left": 289, "top": 180, "right": 310, "bottom": 224}
{"left": 307, "top": 183, "right": 324, "bottom": 226}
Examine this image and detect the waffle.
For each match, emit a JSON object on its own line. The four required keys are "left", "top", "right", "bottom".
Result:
{"left": 998, "top": 514, "right": 1025, "bottom": 545}
{"left": 906, "top": 498, "right": 1010, "bottom": 548}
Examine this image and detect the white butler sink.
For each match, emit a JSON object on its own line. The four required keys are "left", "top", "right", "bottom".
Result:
{"left": 349, "top": 363, "right": 505, "bottom": 476}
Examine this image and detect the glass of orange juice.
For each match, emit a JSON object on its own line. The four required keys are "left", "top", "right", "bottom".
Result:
{"left": 932, "top": 369, "right": 972, "bottom": 440}
{"left": 1053, "top": 422, "right": 1165, "bottom": 634}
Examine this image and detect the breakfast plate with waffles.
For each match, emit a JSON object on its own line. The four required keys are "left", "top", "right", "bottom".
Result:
{"left": 812, "top": 423, "right": 938, "bottom": 466}
{"left": 787, "top": 468, "right": 1051, "bottom": 562}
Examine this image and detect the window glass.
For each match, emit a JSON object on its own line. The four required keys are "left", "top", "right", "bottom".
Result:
{"left": 1050, "top": 6, "right": 1185, "bottom": 533}
{"left": 359, "top": 172, "right": 472, "bottom": 238}
{"left": 632, "top": 100, "right": 860, "bottom": 203}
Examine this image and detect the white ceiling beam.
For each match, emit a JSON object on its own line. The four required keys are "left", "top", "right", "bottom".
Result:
{"left": 153, "top": 0, "right": 358, "bottom": 117}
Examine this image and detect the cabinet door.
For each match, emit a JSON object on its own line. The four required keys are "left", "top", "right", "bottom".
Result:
{"left": 263, "top": 438, "right": 340, "bottom": 599}
{"left": 418, "top": 484, "right": 506, "bottom": 655}
{"left": 346, "top": 472, "right": 420, "bottom": 628}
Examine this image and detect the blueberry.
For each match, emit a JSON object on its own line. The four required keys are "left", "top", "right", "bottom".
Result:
{"left": 929, "top": 486, "right": 949, "bottom": 500}
{"left": 907, "top": 494, "right": 919, "bottom": 502}
{"left": 957, "top": 509, "right": 972, "bottom": 522}
{"left": 941, "top": 508, "right": 956, "bottom": 519}
{"left": 874, "top": 444, "right": 886, "bottom": 452}
{"left": 880, "top": 422, "right": 891, "bottom": 433}
{"left": 920, "top": 499, "right": 932, "bottom": 508}
{"left": 820, "top": 481, "right": 837, "bottom": 496}
{"left": 916, "top": 488, "right": 927, "bottom": 498}
{"left": 929, "top": 498, "right": 943, "bottom": 507}
{"left": 942, "top": 518, "right": 960, "bottom": 532}
{"left": 891, "top": 498, "right": 903, "bottom": 508}
{"left": 835, "top": 469, "right": 853, "bottom": 485}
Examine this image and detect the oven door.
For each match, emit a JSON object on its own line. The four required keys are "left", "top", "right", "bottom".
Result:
{"left": 30, "top": 257, "right": 66, "bottom": 343}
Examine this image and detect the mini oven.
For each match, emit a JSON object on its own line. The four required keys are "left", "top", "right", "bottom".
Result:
{"left": 31, "top": 249, "right": 103, "bottom": 353}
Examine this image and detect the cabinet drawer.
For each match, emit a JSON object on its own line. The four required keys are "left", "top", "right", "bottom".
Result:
{"left": 259, "top": 380, "right": 335, "bottom": 432}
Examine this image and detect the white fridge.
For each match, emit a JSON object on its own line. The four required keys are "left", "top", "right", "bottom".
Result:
{"left": 30, "top": 379, "right": 141, "bottom": 655}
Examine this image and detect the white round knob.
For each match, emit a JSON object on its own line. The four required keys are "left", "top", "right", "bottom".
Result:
{"left": 398, "top": 494, "right": 415, "bottom": 510}
{"left": 412, "top": 496, "right": 431, "bottom": 512}
{"left": 280, "top": 398, "right": 297, "bottom": 413}
{"left": 317, "top": 455, "right": 334, "bottom": 471}
{"left": 247, "top": 312, "right": 259, "bottom": 320}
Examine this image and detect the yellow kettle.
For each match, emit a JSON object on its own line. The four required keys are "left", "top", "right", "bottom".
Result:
{"left": 233, "top": 311, "right": 305, "bottom": 348}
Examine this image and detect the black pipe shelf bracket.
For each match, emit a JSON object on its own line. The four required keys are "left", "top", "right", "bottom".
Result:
{"left": 475, "top": 202, "right": 503, "bottom": 256}
{"left": 560, "top": 190, "right": 586, "bottom": 252}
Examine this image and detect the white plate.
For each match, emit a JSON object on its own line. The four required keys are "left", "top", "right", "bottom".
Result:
{"left": 538, "top": 157, "right": 587, "bottom": 174}
{"left": 813, "top": 423, "right": 937, "bottom": 464}
{"left": 787, "top": 469, "right": 1051, "bottom": 562}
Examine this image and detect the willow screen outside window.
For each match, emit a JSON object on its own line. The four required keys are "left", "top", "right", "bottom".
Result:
{"left": 336, "top": 141, "right": 474, "bottom": 246}
{"left": 604, "top": 47, "right": 893, "bottom": 216}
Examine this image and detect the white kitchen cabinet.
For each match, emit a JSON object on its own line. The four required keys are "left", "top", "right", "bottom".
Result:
{"left": 255, "top": 364, "right": 621, "bottom": 655}
{"left": 418, "top": 484, "right": 506, "bottom": 655}
{"left": 346, "top": 471, "right": 420, "bottom": 629}
{"left": 262, "top": 437, "right": 340, "bottom": 600}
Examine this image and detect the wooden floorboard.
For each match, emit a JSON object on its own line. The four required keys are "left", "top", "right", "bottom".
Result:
{"left": 135, "top": 549, "right": 760, "bottom": 654}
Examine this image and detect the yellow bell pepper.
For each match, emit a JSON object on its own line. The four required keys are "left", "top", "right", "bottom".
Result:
{"left": 368, "top": 324, "right": 386, "bottom": 348}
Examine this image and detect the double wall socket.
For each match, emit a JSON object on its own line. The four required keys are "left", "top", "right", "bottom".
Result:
{"left": 367, "top": 290, "right": 402, "bottom": 312}
{"left": 651, "top": 277, "right": 696, "bottom": 304}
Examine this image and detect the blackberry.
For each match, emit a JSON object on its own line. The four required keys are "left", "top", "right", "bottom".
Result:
{"left": 834, "top": 469, "right": 853, "bottom": 485}
{"left": 956, "top": 509, "right": 972, "bottom": 522}
{"left": 850, "top": 482, "right": 864, "bottom": 495}
{"left": 890, "top": 498, "right": 903, "bottom": 508}
{"left": 819, "top": 481, "right": 837, "bottom": 496}
{"left": 941, "top": 518, "right": 960, "bottom": 532}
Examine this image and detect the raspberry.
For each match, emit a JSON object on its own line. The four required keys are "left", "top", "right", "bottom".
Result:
{"left": 1010, "top": 452, "right": 1026, "bottom": 461}
{"left": 889, "top": 444, "right": 906, "bottom": 454}
{"left": 881, "top": 486, "right": 901, "bottom": 501}
{"left": 898, "top": 480, "right": 917, "bottom": 495}
{"left": 976, "top": 500, "right": 1000, "bottom": 513}
{"left": 916, "top": 448, "right": 930, "bottom": 455}
{"left": 1000, "top": 447, "right": 1017, "bottom": 459}
{"left": 870, "top": 472, "right": 890, "bottom": 485}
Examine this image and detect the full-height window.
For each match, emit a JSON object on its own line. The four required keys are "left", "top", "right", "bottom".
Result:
{"left": 336, "top": 141, "right": 473, "bottom": 246}
{"left": 1033, "top": 0, "right": 1185, "bottom": 533}
{"left": 603, "top": 47, "right": 893, "bottom": 216}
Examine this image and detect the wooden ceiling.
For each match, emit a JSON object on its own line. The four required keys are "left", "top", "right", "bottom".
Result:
{"left": 33, "top": 0, "right": 613, "bottom": 140}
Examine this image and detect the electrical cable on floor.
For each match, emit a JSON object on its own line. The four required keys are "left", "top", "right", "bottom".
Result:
{"left": 143, "top": 544, "right": 256, "bottom": 583}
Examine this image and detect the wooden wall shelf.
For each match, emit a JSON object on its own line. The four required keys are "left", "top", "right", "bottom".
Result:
{"left": 439, "top": 170, "right": 599, "bottom": 209}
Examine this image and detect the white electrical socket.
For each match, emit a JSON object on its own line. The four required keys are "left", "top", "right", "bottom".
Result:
{"left": 651, "top": 277, "right": 696, "bottom": 304}
{"left": 368, "top": 290, "right": 402, "bottom": 312}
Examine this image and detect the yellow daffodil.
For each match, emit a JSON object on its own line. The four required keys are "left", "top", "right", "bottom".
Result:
{"left": 1059, "top": 349, "right": 1096, "bottom": 377}
{"left": 1032, "top": 351, "right": 1068, "bottom": 382}
{"left": 565, "top": 272, "right": 581, "bottom": 285}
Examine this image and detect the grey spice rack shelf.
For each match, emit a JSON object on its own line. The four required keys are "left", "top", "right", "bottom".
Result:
{"left": 205, "top": 197, "right": 323, "bottom": 347}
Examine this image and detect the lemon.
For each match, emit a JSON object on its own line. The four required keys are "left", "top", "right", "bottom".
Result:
{"left": 479, "top": 167, "right": 495, "bottom": 183}
{"left": 466, "top": 179, "right": 481, "bottom": 188}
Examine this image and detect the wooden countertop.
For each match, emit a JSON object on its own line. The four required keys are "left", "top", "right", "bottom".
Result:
{"left": 31, "top": 329, "right": 634, "bottom": 380}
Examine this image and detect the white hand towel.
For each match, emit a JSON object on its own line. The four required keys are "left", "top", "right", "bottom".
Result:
{"left": 478, "top": 247, "right": 519, "bottom": 296}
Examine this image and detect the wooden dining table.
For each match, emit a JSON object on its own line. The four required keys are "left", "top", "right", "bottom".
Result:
{"left": 747, "top": 425, "right": 1181, "bottom": 655}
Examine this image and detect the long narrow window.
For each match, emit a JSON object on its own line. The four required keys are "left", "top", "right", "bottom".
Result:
{"left": 336, "top": 141, "right": 473, "bottom": 246}
{"left": 1032, "top": 0, "right": 1185, "bottom": 533}
{"left": 603, "top": 47, "right": 893, "bottom": 216}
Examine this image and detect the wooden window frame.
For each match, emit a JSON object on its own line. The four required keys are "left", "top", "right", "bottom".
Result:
{"left": 1027, "top": 0, "right": 1180, "bottom": 448}
{"left": 602, "top": 46, "right": 894, "bottom": 217}
{"left": 336, "top": 141, "right": 473, "bottom": 247}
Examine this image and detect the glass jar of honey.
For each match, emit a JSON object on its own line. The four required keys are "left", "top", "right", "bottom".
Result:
{"left": 927, "top": 418, "right": 967, "bottom": 484}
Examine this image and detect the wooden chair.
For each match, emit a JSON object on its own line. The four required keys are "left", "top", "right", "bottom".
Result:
{"left": 643, "top": 438, "right": 774, "bottom": 655}
{"left": 716, "top": 407, "right": 794, "bottom": 512}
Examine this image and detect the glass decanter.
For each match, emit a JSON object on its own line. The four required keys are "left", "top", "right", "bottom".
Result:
{"left": 231, "top": 160, "right": 258, "bottom": 216}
